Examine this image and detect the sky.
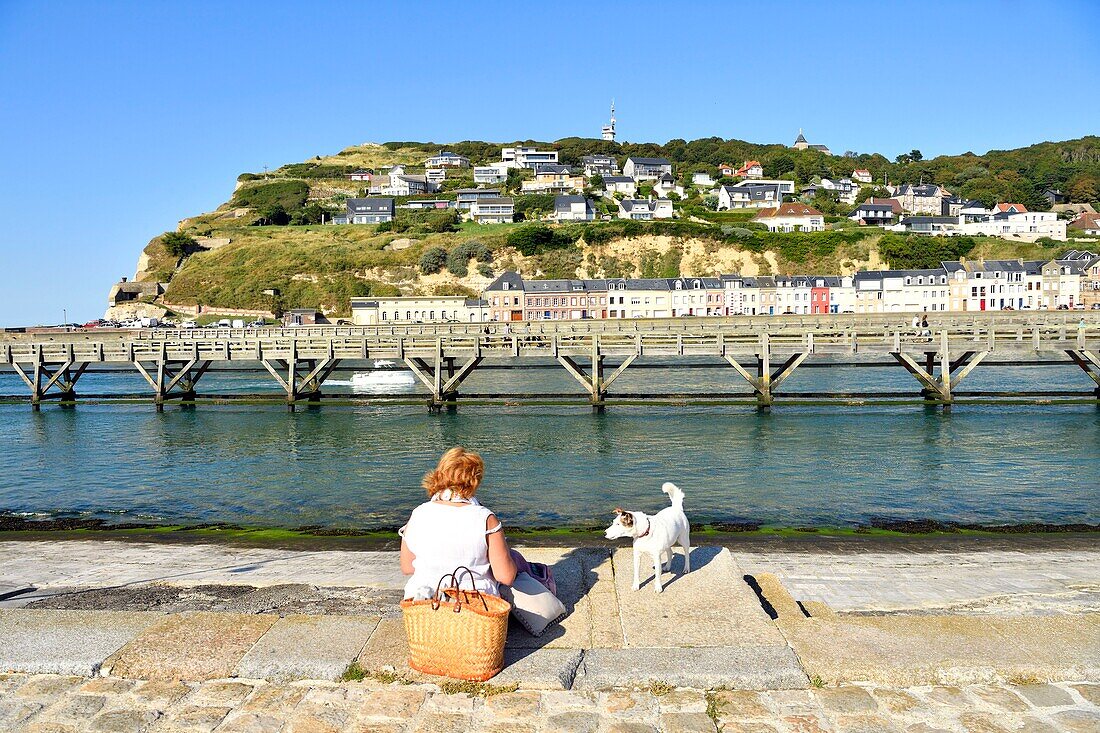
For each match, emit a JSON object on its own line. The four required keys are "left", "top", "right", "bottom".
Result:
{"left": 1, "top": 1, "right": 1098, "bottom": 326}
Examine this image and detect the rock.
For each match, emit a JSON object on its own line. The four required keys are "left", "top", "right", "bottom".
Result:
{"left": 1014, "top": 683, "right": 1075, "bottom": 707}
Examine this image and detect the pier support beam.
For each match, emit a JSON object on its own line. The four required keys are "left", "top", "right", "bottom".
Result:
{"left": 260, "top": 357, "right": 339, "bottom": 411}
{"left": 134, "top": 358, "right": 212, "bottom": 411}
{"left": 404, "top": 350, "right": 483, "bottom": 413}
{"left": 893, "top": 331, "right": 988, "bottom": 410}
{"left": 1065, "top": 350, "right": 1100, "bottom": 398}
{"left": 723, "top": 334, "right": 809, "bottom": 411}
{"left": 11, "top": 351, "right": 88, "bottom": 410}
{"left": 556, "top": 337, "right": 636, "bottom": 412}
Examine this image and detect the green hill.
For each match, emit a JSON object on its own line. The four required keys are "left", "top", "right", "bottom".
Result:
{"left": 122, "top": 136, "right": 1100, "bottom": 317}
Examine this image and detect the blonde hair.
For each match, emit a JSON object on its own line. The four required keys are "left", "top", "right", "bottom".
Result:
{"left": 422, "top": 447, "right": 484, "bottom": 499}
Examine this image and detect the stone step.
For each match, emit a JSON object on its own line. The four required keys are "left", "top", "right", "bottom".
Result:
{"left": 0, "top": 609, "right": 162, "bottom": 676}
{"left": 611, "top": 546, "right": 788, "bottom": 648}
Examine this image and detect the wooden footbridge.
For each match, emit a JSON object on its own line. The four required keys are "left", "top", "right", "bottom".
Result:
{"left": 3, "top": 313, "right": 1099, "bottom": 411}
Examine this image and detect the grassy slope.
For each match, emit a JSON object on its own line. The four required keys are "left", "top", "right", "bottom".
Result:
{"left": 141, "top": 140, "right": 1085, "bottom": 315}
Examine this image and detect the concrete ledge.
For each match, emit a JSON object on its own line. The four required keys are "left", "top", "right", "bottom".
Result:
{"left": 781, "top": 613, "right": 1100, "bottom": 686}
{"left": 0, "top": 609, "right": 162, "bottom": 676}
{"left": 573, "top": 647, "right": 809, "bottom": 690}
{"left": 234, "top": 614, "right": 380, "bottom": 682}
{"left": 492, "top": 648, "right": 585, "bottom": 690}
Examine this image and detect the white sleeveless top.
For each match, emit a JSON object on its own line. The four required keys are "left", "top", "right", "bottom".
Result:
{"left": 401, "top": 499, "right": 500, "bottom": 599}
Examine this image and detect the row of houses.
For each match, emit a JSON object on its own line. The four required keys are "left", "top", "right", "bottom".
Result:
{"left": 483, "top": 251, "right": 1100, "bottom": 321}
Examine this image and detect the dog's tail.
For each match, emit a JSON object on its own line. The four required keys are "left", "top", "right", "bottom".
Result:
{"left": 661, "top": 482, "right": 685, "bottom": 508}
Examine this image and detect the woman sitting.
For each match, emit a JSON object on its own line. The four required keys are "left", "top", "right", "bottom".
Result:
{"left": 400, "top": 447, "right": 517, "bottom": 598}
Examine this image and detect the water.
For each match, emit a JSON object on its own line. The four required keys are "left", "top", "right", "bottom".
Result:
{"left": 1, "top": 364, "right": 1099, "bottom": 530}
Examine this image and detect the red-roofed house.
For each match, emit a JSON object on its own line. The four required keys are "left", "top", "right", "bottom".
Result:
{"left": 1070, "top": 212, "right": 1100, "bottom": 235}
{"left": 852, "top": 169, "right": 872, "bottom": 184}
{"left": 718, "top": 163, "right": 735, "bottom": 178}
{"left": 994, "top": 203, "right": 1029, "bottom": 214}
{"left": 753, "top": 203, "right": 825, "bottom": 232}
{"left": 735, "top": 160, "right": 764, "bottom": 179}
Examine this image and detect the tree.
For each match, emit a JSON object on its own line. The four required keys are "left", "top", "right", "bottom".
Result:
{"left": 161, "top": 232, "right": 199, "bottom": 259}
{"left": 419, "top": 246, "right": 447, "bottom": 274}
{"left": 255, "top": 204, "right": 290, "bottom": 226}
{"left": 909, "top": 149, "right": 923, "bottom": 162}
{"left": 1067, "top": 173, "right": 1100, "bottom": 203}
{"left": 855, "top": 186, "right": 890, "bottom": 205}
{"left": 588, "top": 174, "right": 605, "bottom": 190}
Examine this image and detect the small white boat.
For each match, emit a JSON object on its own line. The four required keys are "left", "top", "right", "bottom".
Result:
{"left": 351, "top": 360, "right": 417, "bottom": 392}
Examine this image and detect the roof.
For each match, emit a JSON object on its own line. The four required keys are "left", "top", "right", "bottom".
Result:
{"left": 794, "top": 131, "right": 808, "bottom": 144}
{"left": 901, "top": 216, "right": 957, "bottom": 226}
{"left": 896, "top": 183, "right": 944, "bottom": 197}
{"left": 536, "top": 164, "right": 572, "bottom": 175}
{"left": 626, "top": 156, "right": 672, "bottom": 166}
{"left": 620, "top": 199, "right": 671, "bottom": 212}
{"left": 346, "top": 197, "right": 394, "bottom": 214}
{"left": 852, "top": 168, "right": 870, "bottom": 174}
{"left": 472, "top": 196, "right": 514, "bottom": 206}
{"left": 455, "top": 188, "right": 500, "bottom": 196}
{"left": 485, "top": 271, "right": 524, "bottom": 291}
{"left": 1070, "top": 213, "right": 1100, "bottom": 230}
{"left": 581, "top": 154, "right": 616, "bottom": 163}
{"left": 754, "top": 203, "right": 824, "bottom": 219}
{"left": 850, "top": 203, "right": 895, "bottom": 214}
{"left": 994, "top": 203, "right": 1028, "bottom": 213}
{"left": 554, "top": 195, "right": 592, "bottom": 213}
{"left": 735, "top": 160, "right": 762, "bottom": 174}
{"left": 602, "top": 175, "right": 634, "bottom": 184}
{"left": 867, "top": 197, "right": 903, "bottom": 214}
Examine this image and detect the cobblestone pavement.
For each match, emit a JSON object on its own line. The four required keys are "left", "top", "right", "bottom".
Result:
{"left": 1, "top": 673, "right": 1098, "bottom": 732}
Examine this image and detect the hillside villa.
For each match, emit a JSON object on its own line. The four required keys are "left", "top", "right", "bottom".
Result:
{"left": 753, "top": 203, "right": 826, "bottom": 232}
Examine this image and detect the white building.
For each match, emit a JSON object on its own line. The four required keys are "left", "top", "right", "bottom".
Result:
{"left": 501, "top": 146, "right": 558, "bottom": 169}
{"left": 474, "top": 164, "right": 509, "bottom": 184}
{"left": 351, "top": 296, "right": 488, "bottom": 325}
{"left": 552, "top": 195, "right": 596, "bottom": 222}
{"left": 623, "top": 157, "right": 673, "bottom": 181}
{"left": 718, "top": 183, "right": 782, "bottom": 210}
{"left": 959, "top": 211, "right": 1067, "bottom": 241}
{"left": 469, "top": 196, "right": 515, "bottom": 224}
{"left": 618, "top": 198, "right": 674, "bottom": 220}
{"left": 601, "top": 175, "right": 637, "bottom": 197}
{"left": 753, "top": 203, "right": 825, "bottom": 232}
{"left": 423, "top": 151, "right": 470, "bottom": 168}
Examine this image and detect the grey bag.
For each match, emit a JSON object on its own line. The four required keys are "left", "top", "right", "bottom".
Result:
{"left": 501, "top": 571, "right": 567, "bottom": 637}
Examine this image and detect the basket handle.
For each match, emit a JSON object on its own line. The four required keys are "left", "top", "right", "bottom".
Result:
{"left": 430, "top": 566, "right": 489, "bottom": 613}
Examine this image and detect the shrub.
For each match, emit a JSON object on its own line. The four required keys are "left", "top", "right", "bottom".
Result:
{"left": 478, "top": 263, "right": 494, "bottom": 278}
{"left": 446, "top": 240, "right": 493, "bottom": 276}
{"left": 232, "top": 180, "right": 310, "bottom": 211}
{"left": 161, "top": 232, "right": 199, "bottom": 259}
{"left": 506, "top": 224, "right": 576, "bottom": 256}
{"left": 419, "top": 246, "right": 448, "bottom": 274}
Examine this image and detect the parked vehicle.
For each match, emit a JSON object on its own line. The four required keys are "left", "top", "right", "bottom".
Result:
{"left": 181, "top": 320, "right": 198, "bottom": 329}
{"left": 217, "top": 319, "right": 232, "bottom": 327}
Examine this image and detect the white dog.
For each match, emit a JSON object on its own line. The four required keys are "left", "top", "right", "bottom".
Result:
{"left": 603, "top": 482, "right": 691, "bottom": 593}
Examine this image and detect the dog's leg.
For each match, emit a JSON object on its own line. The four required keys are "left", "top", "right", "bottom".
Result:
{"left": 632, "top": 548, "right": 640, "bottom": 591}
{"left": 681, "top": 533, "right": 691, "bottom": 574}
{"left": 661, "top": 548, "right": 671, "bottom": 572}
{"left": 653, "top": 553, "right": 664, "bottom": 593}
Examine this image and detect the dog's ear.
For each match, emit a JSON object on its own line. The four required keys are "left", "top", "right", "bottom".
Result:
{"left": 619, "top": 511, "right": 635, "bottom": 528}
{"left": 613, "top": 507, "right": 623, "bottom": 515}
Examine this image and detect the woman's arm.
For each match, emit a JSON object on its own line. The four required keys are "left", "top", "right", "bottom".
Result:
{"left": 486, "top": 514, "right": 517, "bottom": 586}
{"left": 400, "top": 538, "right": 415, "bottom": 576}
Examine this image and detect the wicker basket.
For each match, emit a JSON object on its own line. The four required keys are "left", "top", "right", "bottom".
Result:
{"left": 400, "top": 566, "right": 511, "bottom": 681}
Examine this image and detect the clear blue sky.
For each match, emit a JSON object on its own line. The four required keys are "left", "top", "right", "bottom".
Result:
{"left": 1, "top": 1, "right": 1097, "bottom": 326}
